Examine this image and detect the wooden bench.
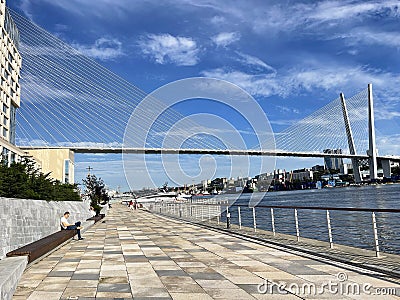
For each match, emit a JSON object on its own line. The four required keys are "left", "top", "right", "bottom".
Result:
{"left": 6, "top": 229, "right": 77, "bottom": 264}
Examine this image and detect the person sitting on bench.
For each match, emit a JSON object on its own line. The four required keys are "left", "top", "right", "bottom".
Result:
{"left": 61, "top": 211, "right": 84, "bottom": 240}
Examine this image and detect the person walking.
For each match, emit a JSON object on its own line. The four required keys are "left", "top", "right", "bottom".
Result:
{"left": 129, "top": 200, "right": 134, "bottom": 210}
{"left": 60, "top": 211, "right": 84, "bottom": 240}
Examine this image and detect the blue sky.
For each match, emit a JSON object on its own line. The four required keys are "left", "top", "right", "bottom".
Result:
{"left": 8, "top": 0, "right": 400, "bottom": 191}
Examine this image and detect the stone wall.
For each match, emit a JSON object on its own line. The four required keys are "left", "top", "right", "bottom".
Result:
{"left": 0, "top": 197, "right": 92, "bottom": 260}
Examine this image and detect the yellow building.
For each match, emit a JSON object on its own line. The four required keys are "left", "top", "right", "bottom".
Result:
{"left": 0, "top": 0, "right": 24, "bottom": 165}
{"left": 27, "top": 149, "right": 75, "bottom": 184}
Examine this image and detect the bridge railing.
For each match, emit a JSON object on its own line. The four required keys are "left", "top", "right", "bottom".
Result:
{"left": 144, "top": 200, "right": 400, "bottom": 257}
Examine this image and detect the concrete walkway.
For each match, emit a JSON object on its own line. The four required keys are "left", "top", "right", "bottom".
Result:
{"left": 13, "top": 204, "right": 399, "bottom": 299}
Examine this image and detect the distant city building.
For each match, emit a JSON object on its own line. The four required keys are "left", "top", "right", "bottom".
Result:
{"left": 291, "top": 168, "right": 314, "bottom": 181}
{"left": 311, "top": 165, "right": 325, "bottom": 172}
{"left": 201, "top": 179, "right": 211, "bottom": 191}
{"left": 209, "top": 177, "right": 227, "bottom": 191}
{"left": 340, "top": 163, "right": 353, "bottom": 175}
{"left": 321, "top": 174, "right": 340, "bottom": 181}
{"left": 0, "top": 1, "right": 24, "bottom": 166}
{"left": 360, "top": 168, "right": 384, "bottom": 181}
{"left": 323, "top": 149, "right": 344, "bottom": 170}
{"left": 274, "top": 169, "right": 286, "bottom": 183}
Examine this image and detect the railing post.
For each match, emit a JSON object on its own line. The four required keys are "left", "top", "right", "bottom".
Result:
{"left": 372, "top": 212, "right": 380, "bottom": 258}
{"left": 226, "top": 206, "right": 231, "bottom": 229}
{"left": 238, "top": 206, "right": 242, "bottom": 229}
{"left": 326, "top": 210, "right": 333, "bottom": 248}
{"left": 294, "top": 209, "right": 300, "bottom": 241}
{"left": 270, "top": 208, "right": 276, "bottom": 236}
{"left": 252, "top": 207, "right": 257, "bottom": 232}
{"left": 208, "top": 204, "right": 211, "bottom": 222}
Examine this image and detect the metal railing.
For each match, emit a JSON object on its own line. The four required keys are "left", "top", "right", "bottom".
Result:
{"left": 145, "top": 201, "right": 400, "bottom": 257}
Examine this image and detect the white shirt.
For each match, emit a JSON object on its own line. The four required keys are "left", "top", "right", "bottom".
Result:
{"left": 60, "top": 216, "right": 69, "bottom": 229}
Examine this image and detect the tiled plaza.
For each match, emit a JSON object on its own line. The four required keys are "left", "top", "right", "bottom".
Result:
{"left": 13, "top": 203, "right": 399, "bottom": 299}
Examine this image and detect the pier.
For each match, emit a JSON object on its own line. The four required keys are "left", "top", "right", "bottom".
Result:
{"left": 13, "top": 204, "right": 400, "bottom": 299}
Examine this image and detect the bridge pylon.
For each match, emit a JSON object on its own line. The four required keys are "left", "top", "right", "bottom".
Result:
{"left": 340, "top": 93, "right": 362, "bottom": 183}
{"left": 367, "top": 83, "right": 378, "bottom": 180}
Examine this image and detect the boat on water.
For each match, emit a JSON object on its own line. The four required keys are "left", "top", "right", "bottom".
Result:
{"left": 135, "top": 191, "right": 191, "bottom": 203}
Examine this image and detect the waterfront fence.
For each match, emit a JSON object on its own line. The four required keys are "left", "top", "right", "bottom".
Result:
{"left": 145, "top": 200, "right": 400, "bottom": 257}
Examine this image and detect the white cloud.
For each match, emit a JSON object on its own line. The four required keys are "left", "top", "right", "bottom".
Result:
{"left": 54, "top": 23, "right": 68, "bottom": 32}
{"left": 16, "top": 138, "right": 49, "bottom": 147}
{"left": 201, "top": 64, "right": 400, "bottom": 100}
{"left": 18, "top": 0, "right": 33, "bottom": 19}
{"left": 235, "top": 52, "right": 276, "bottom": 73}
{"left": 375, "top": 107, "right": 400, "bottom": 121}
{"left": 201, "top": 68, "right": 282, "bottom": 97}
{"left": 376, "top": 134, "right": 400, "bottom": 156}
{"left": 282, "top": 1, "right": 398, "bottom": 31}
{"left": 18, "top": 0, "right": 140, "bottom": 19}
{"left": 337, "top": 28, "right": 400, "bottom": 48}
{"left": 138, "top": 34, "right": 199, "bottom": 66}
{"left": 269, "top": 118, "right": 299, "bottom": 126}
{"left": 211, "top": 32, "right": 240, "bottom": 47}
{"left": 210, "top": 15, "right": 226, "bottom": 25}
{"left": 72, "top": 38, "right": 124, "bottom": 61}
{"left": 276, "top": 106, "right": 300, "bottom": 115}
{"left": 309, "top": 1, "right": 400, "bottom": 22}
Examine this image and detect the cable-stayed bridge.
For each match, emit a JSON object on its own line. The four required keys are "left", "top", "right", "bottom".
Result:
{"left": 10, "top": 10, "right": 400, "bottom": 183}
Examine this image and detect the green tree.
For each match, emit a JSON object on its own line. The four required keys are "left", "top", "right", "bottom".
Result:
{"left": 0, "top": 158, "right": 81, "bottom": 201}
{"left": 82, "top": 174, "right": 109, "bottom": 214}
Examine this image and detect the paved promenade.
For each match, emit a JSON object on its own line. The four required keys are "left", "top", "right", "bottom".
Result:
{"left": 13, "top": 204, "right": 399, "bottom": 299}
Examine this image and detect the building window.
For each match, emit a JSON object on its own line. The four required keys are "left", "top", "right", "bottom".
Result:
{"left": 3, "top": 103, "right": 7, "bottom": 114}
{"left": 64, "top": 159, "right": 70, "bottom": 184}
{"left": 3, "top": 116, "right": 7, "bottom": 126}
{"left": 9, "top": 104, "right": 16, "bottom": 144}
{"left": 3, "top": 126, "right": 7, "bottom": 138}
{"left": 1, "top": 147, "right": 9, "bottom": 165}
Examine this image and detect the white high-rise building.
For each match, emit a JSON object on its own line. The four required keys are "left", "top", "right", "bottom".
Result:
{"left": 0, "top": 0, "right": 24, "bottom": 166}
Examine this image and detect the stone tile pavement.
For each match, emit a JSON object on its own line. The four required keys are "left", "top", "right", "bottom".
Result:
{"left": 13, "top": 203, "right": 400, "bottom": 299}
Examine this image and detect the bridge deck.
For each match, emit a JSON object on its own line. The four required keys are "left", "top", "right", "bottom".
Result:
{"left": 19, "top": 146, "right": 400, "bottom": 161}
{"left": 14, "top": 204, "right": 399, "bottom": 299}
{"left": 20, "top": 146, "right": 375, "bottom": 159}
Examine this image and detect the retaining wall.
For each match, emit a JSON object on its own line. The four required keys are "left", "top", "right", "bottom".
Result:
{"left": 0, "top": 197, "right": 92, "bottom": 260}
